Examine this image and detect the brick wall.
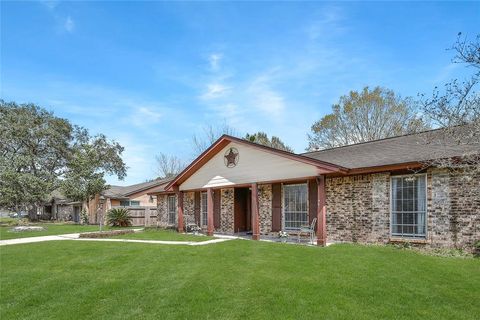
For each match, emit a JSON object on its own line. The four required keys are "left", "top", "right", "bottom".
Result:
{"left": 428, "top": 168, "right": 479, "bottom": 249}
{"left": 326, "top": 173, "right": 390, "bottom": 243}
{"left": 326, "top": 169, "right": 479, "bottom": 250}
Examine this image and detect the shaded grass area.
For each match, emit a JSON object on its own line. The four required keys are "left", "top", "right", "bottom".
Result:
{"left": 0, "top": 223, "right": 130, "bottom": 240}
{"left": 1, "top": 241, "right": 479, "bottom": 320}
{"left": 109, "top": 228, "right": 213, "bottom": 242}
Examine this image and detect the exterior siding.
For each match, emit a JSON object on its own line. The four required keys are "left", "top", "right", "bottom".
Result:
{"left": 180, "top": 142, "right": 320, "bottom": 190}
{"left": 125, "top": 193, "right": 157, "bottom": 207}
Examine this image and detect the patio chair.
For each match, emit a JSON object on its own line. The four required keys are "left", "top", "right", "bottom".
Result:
{"left": 297, "top": 218, "right": 317, "bottom": 245}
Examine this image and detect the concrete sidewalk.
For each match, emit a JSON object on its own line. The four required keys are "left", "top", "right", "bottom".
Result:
{"left": 0, "top": 233, "right": 232, "bottom": 247}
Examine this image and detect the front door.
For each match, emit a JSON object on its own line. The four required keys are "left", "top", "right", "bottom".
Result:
{"left": 73, "top": 206, "right": 80, "bottom": 223}
{"left": 234, "top": 187, "right": 251, "bottom": 233}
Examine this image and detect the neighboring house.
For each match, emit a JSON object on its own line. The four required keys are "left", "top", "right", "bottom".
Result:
{"left": 150, "top": 127, "right": 479, "bottom": 250}
{"left": 35, "top": 179, "right": 172, "bottom": 224}
{"left": 87, "top": 178, "right": 173, "bottom": 224}
{"left": 39, "top": 190, "right": 83, "bottom": 222}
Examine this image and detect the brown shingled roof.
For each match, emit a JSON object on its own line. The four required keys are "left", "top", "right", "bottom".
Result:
{"left": 104, "top": 177, "right": 174, "bottom": 198}
{"left": 301, "top": 126, "right": 479, "bottom": 169}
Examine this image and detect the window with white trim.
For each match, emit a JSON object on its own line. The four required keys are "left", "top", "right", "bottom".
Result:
{"left": 167, "top": 195, "right": 176, "bottom": 225}
{"left": 283, "top": 184, "right": 308, "bottom": 230}
{"left": 120, "top": 200, "right": 140, "bottom": 207}
{"left": 391, "top": 175, "right": 426, "bottom": 238}
{"left": 201, "top": 192, "right": 207, "bottom": 226}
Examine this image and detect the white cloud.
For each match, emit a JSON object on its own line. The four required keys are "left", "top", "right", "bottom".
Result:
{"left": 306, "top": 6, "right": 346, "bottom": 41}
{"left": 246, "top": 73, "right": 286, "bottom": 119}
{"left": 139, "top": 106, "right": 162, "bottom": 120}
{"left": 208, "top": 53, "right": 222, "bottom": 71}
{"left": 200, "top": 83, "right": 231, "bottom": 100}
{"left": 64, "top": 16, "right": 75, "bottom": 33}
{"left": 39, "top": 0, "right": 59, "bottom": 11}
{"left": 129, "top": 106, "right": 163, "bottom": 127}
{"left": 39, "top": 1, "right": 76, "bottom": 34}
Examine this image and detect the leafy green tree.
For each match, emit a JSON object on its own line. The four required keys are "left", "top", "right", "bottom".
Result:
{"left": 307, "top": 87, "right": 429, "bottom": 150}
{"left": 60, "top": 127, "right": 127, "bottom": 203}
{"left": 244, "top": 132, "right": 294, "bottom": 152}
{"left": 0, "top": 101, "right": 127, "bottom": 219}
{"left": 0, "top": 102, "right": 71, "bottom": 217}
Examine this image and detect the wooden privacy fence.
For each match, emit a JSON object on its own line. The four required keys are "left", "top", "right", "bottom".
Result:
{"left": 113, "top": 206, "right": 158, "bottom": 227}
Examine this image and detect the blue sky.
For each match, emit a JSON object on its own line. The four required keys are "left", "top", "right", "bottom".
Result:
{"left": 1, "top": 1, "right": 479, "bottom": 185}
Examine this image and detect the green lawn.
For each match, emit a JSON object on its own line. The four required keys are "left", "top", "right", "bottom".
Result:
{"left": 109, "top": 228, "right": 213, "bottom": 242}
{"left": 0, "top": 223, "right": 129, "bottom": 240}
{"left": 1, "top": 241, "right": 478, "bottom": 320}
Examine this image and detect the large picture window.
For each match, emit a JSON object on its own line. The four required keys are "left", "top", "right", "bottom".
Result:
{"left": 283, "top": 184, "right": 308, "bottom": 230}
{"left": 167, "top": 195, "right": 176, "bottom": 225}
{"left": 201, "top": 192, "right": 208, "bottom": 226}
{"left": 391, "top": 175, "right": 426, "bottom": 238}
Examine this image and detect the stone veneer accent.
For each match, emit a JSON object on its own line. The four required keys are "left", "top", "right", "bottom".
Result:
{"left": 56, "top": 204, "right": 75, "bottom": 221}
{"left": 156, "top": 194, "right": 169, "bottom": 227}
{"left": 220, "top": 188, "right": 234, "bottom": 233}
{"left": 258, "top": 184, "right": 272, "bottom": 234}
{"left": 156, "top": 192, "right": 195, "bottom": 228}
{"left": 183, "top": 191, "right": 195, "bottom": 225}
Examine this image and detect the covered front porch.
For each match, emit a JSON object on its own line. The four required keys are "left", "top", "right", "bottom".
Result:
{"left": 174, "top": 179, "right": 328, "bottom": 245}
{"left": 152, "top": 135, "right": 346, "bottom": 246}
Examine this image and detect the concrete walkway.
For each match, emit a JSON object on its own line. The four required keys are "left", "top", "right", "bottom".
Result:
{"left": 0, "top": 233, "right": 232, "bottom": 247}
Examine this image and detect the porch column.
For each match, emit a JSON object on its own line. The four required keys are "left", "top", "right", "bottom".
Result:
{"left": 316, "top": 175, "right": 327, "bottom": 246}
{"left": 175, "top": 187, "right": 184, "bottom": 233}
{"left": 251, "top": 183, "right": 260, "bottom": 240}
{"left": 207, "top": 188, "right": 214, "bottom": 236}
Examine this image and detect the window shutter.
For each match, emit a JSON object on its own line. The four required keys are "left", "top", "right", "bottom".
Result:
{"left": 214, "top": 190, "right": 221, "bottom": 229}
{"left": 308, "top": 179, "right": 318, "bottom": 226}
{"left": 271, "top": 183, "right": 282, "bottom": 231}
{"left": 194, "top": 191, "right": 200, "bottom": 225}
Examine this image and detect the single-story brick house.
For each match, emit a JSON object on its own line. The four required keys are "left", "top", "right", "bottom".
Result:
{"left": 149, "top": 127, "right": 479, "bottom": 250}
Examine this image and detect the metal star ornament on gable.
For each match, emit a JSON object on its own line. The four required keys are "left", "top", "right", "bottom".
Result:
{"left": 224, "top": 147, "right": 239, "bottom": 168}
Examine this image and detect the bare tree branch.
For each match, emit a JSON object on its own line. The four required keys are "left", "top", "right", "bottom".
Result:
{"left": 155, "top": 153, "right": 185, "bottom": 178}
{"left": 419, "top": 33, "right": 480, "bottom": 174}
{"left": 191, "top": 121, "right": 238, "bottom": 157}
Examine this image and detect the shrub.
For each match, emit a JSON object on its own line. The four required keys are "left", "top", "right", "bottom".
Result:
{"left": 474, "top": 240, "right": 480, "bottom": 257}
{"left": 0, "top": 218, "right": 30, "bottom": 227}
{"left": 79, "top": 229, "right": 134, "bottom": 238}
{"left": 80, "top": 209, "right": 89, "bottom": 225}
{"left": 106, "top": 208, "right": 132, "bottom": 227}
